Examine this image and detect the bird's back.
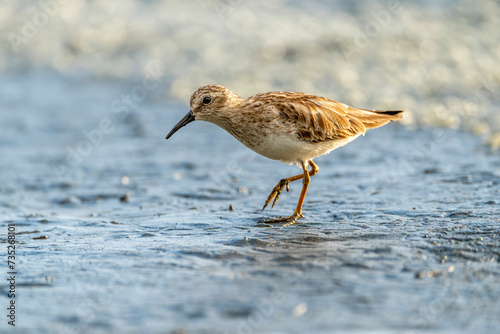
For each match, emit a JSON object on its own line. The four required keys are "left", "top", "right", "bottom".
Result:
{"left": 246, "top": 91, "right": 403, "bottom": 143}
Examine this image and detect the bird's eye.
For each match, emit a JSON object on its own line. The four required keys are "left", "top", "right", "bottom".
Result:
{"left": 203, "top": 96, "right": 212, "bottom": 105}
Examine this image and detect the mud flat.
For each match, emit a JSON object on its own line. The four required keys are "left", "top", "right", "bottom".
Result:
{"left": 0, "top": 74, "right": 499, "bottom": 333}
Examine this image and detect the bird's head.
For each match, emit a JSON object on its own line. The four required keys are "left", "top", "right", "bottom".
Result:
{"left": 166, "top": 84, "right": 240, "bottom": 139}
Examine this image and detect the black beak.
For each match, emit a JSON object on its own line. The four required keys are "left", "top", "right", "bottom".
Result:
{"left": 166, "top": 110, "right": 196, "bottom": 139}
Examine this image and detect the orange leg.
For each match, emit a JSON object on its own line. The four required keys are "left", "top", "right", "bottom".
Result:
{"left": 262, "top": 160, "right": 319, "bottom": 211}
{"left": 260, "top": 160, "right": 319, "bottom": 226}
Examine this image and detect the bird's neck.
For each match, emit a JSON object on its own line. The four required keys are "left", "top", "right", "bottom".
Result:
{"left": 211, "top": 100, "right": 247, "bottom": 139}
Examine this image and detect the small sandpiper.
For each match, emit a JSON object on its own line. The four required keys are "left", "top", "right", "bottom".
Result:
{"left": 166, "top": 84, "right": 403, "bottom": 226}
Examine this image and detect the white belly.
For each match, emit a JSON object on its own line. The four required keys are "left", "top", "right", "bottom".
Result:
{"left": 249, "top": 133, "right": 361, "bottom": 164}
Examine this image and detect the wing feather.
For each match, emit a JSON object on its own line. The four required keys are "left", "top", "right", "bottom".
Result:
{"left": 248, "top": 92, "right": 402, "bottom": 143}
{"left": 277, "top": 96, "right": 366, "bottom": 142}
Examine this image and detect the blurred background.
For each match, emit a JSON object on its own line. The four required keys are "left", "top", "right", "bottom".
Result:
{"left": 1, "top": 0, "right": 499, "bottom": 147}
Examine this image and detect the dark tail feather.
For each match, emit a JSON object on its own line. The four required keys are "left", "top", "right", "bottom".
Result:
{"left": 353, "top": 109, "right": 404, "bottom": 130}
{"left": 374, "top": 110, "right": 404, "bottom": 117}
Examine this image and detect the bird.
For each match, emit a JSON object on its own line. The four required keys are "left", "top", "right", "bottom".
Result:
{"left": 166, "top": 84, "right": 403, "bottom": 226}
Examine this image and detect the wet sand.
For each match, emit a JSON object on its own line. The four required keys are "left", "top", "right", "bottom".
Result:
{"left": 1, "top": 73, "right": 499, "bottom": 333}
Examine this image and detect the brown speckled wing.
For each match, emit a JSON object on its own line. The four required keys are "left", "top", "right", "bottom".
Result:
{"left": 253, "top": 92, "right": 365, "bottom": 143}
{"left": 310, "top": 97, "right": 403, "bottom": 131}
{"left": 247, "top": 92, "right": 403, "bottom": 143}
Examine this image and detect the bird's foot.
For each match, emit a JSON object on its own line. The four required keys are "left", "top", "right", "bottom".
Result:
{"left": 262, "top": 178, "right": 290, "bottom": 211}
{"left": 258, "top": 212, "right": 304, "bottom": 227}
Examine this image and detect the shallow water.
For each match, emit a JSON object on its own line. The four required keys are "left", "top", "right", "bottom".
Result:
{"left": 2, "top": 0, "right": 500, "bottom": 332}
{"left": 0, "top": 73, "right": 499, "bottom": 333}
